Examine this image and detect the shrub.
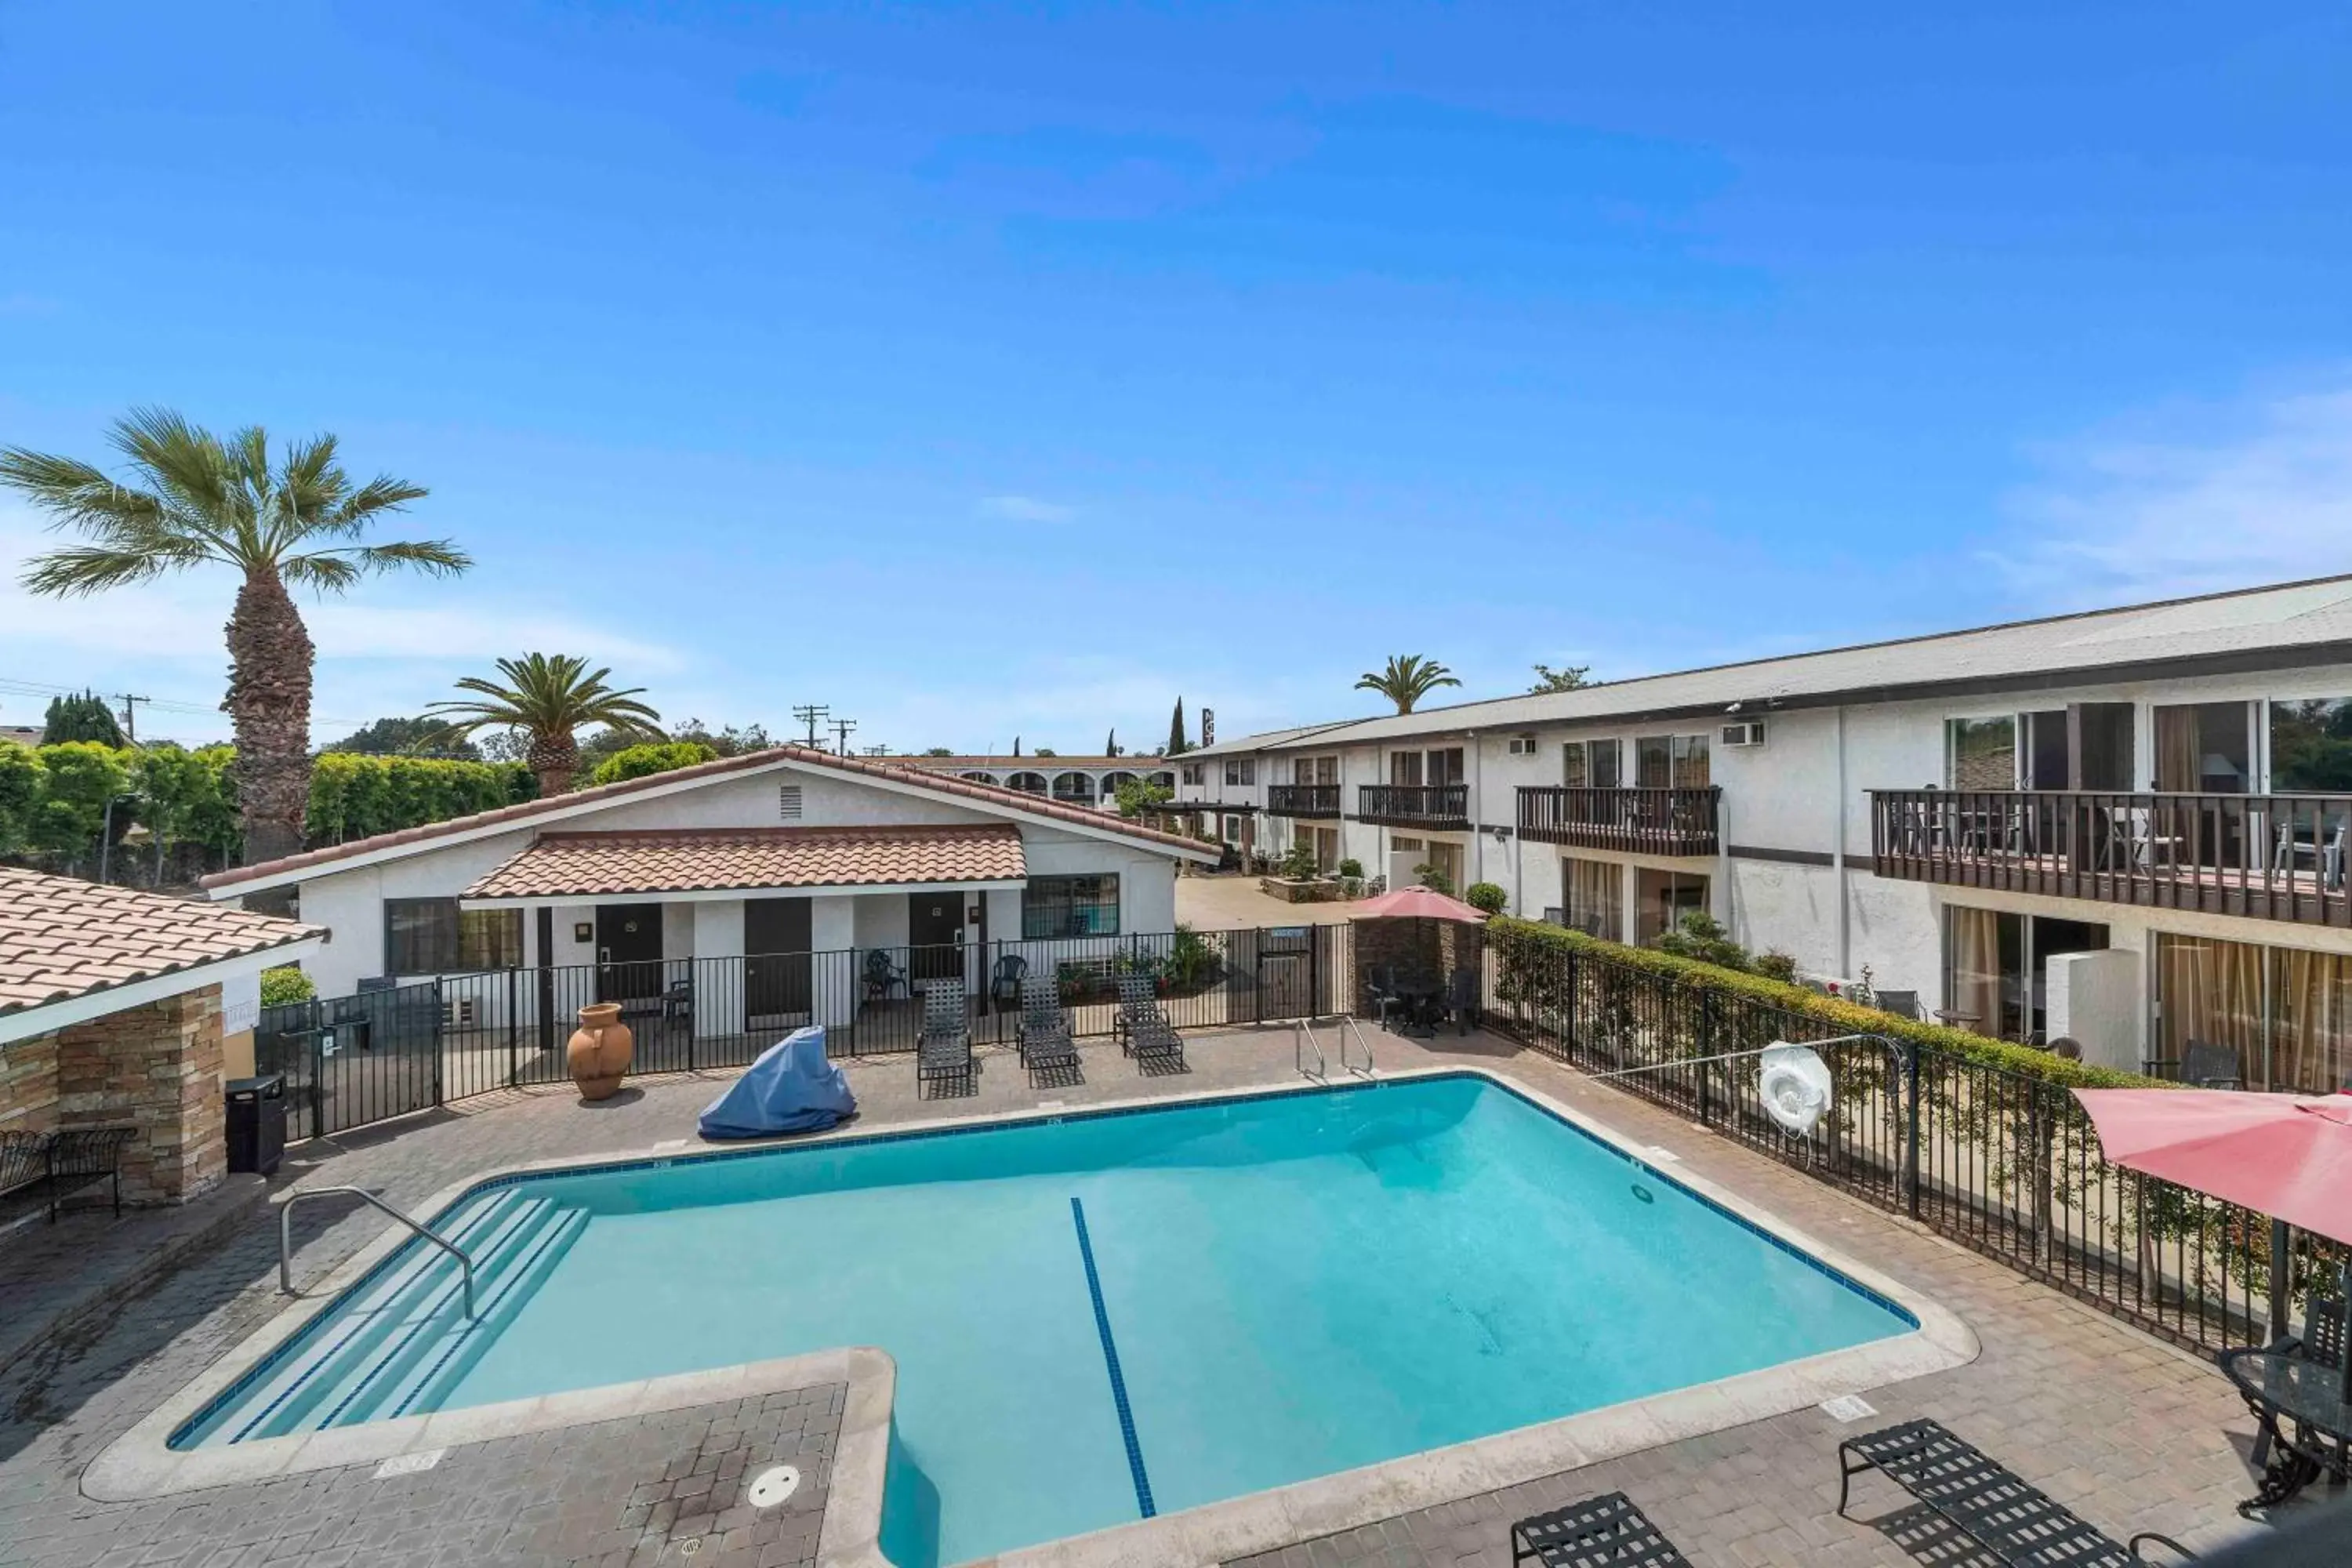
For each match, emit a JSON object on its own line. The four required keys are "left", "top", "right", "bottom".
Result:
{"left": 587, "top": 741, "right": 717, "bottom": 787}
{"left": 1653, "top": 909, "right": 1750, "bottom": 971}
{"left": 1414, "top": 862, "right": 1454, "bottom": 897}
{"left": 1753, "top": 949, "right": 1798, "bottom": 982}
{"left": 1338, "top": 857, "right": 1363, "bottom": 879}
{"left": 307, "top": 753, "right": 537, "bottom": 844}
{"left": 260, "top": 965, "right": 317, "bottom": 1007}
{"left": 1165, "top": 925, "right": 1218, "bottom": 989}
{"left": 1464, "top": 880, "right": 1508, "bottom": 914}
{"left": 1277, "top": 838, "right": 1319, "bottom": 880}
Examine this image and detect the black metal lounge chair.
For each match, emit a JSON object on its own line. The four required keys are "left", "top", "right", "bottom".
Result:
{"left": 1114, "top": 974, "right": 1186, "bottom": 1073}
{"left": 1512, "top": 1492, "right": 1691, "bottom": 1567}
{"left": 1837, "top": 1418, "right": 2195, "bottom": 1563}
{"left": 915, "top": 980, "right": 973, "bottom": 1095}
{"left": 1015, "top": 975, "right": 1080, "bottom": 1084}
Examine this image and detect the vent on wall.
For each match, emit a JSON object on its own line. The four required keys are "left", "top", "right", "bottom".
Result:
{"left": 443, "top": 996, "right": 477, "bottom": 1029}
{"left": 779, "top": 785, "right": 804, "bottom": 820}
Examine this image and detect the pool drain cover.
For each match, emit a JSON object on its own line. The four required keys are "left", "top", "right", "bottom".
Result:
{"left": 748, "top": 1464, "right": 800, "bottom": 1508}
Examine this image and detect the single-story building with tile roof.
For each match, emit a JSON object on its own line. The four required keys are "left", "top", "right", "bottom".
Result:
{"left": 201, "top": 746, "right": 1221, "bottom": 1033}
{"left": 1, "top": 868, "right": 321, "bottom": 1206}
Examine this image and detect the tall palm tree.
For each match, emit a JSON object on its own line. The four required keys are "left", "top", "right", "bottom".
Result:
{"left": 2, "top": 408, "right": 463, "bottom": 869}
{"left": 1354, "top": 654, "right": 1461, "bottom": 715}
{"left": 422, "top": 654, "right": 663, "bottom": 796}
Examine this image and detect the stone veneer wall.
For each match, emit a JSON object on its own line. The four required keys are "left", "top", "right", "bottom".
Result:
{"left": 0, "top": 1031, "right": 61, "bottom": 1133}
{"left": 53, "top": 985, "right": 228, "bottom": 1204}
{"left": 1352, "top": 918, "right": 1487, "bottom": 994}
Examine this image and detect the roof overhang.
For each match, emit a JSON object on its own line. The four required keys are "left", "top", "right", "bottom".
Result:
{"left": 0, "top": 938, "right": 325, "bottom": 1047}
{"left": 461, "top": 877, "right": 1026, "bottom": 909}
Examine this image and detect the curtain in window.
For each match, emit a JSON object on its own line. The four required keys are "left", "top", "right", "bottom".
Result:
{"left": 2271, "top": 947, "right": 2352, "bottom": 1094}
{"left": 2154, "top": 706, "right": 2201, "bottom": 793}
{"left": 2154, "top": 933, "right": 2264, "bottom": 1083}
{"left": 1946, "top": 906, "right": 2004, "bottom": 1036}
{"left": 1565, "top": 857, "right": 1621, "bottom": 942}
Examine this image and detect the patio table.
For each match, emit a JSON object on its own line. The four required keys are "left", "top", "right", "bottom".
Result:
{"left": 2220, "top": 1348, "right": 2352, "bottom": 1515}
{"left": 1392, "top": 979, "right": 1444, "bottom": 1037}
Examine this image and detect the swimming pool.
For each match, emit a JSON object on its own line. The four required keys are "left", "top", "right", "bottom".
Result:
{"left": 168, "top": 1073, "right": 1918, "bottom": 1565}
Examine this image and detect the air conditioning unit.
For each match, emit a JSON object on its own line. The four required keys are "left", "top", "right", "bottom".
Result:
{"left": 1506, "top": 734, "right": 1540, "bottom": 756}
{"left": 443, "top": 996, "right": 477, "bottom": 1029}
{"left": 1721, "top": 720, "right": 1766, "bottom": 748}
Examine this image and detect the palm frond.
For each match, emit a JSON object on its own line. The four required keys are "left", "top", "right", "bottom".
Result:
{"left": 18, "top": 546, "right": 183, "bottom": 596}
{"left": 278, "top": 554, "right": 363, "bottom": 593}
{"left": 350, "top": 539, "right": 472, "bottom": 575}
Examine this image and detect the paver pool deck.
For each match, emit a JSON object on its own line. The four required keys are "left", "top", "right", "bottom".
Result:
{"left": 0, "top": 1025, "right": 2296, "bottom": 1567}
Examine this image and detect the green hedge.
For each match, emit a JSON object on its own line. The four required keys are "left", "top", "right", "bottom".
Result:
{"left": 587, "top": 741, "right": 716, "bottom": 787}
{"left": 1485, "top": 916, "right": 2161, "bottom": 1090}
{"left": 305, "top": 753, "right": 538, "bottom": 845}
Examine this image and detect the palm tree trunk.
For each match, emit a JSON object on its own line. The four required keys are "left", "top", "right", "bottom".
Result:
{"left": 529, "top": 730, "right": 579, "bottom": 797}
{"left": 225, "top": 568, "right": 314, "bottom": 870}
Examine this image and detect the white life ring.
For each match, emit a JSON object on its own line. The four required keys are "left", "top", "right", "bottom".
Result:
{"left": 1759, "top": 1044, "right": 1833, "bottom": 1137}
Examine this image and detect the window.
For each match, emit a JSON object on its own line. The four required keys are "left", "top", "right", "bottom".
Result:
{"left": 2155, "top": 702, "right": 2250, "bottom": 793}
{"left": 1427, "top": 746, "right": 1465, "bottom": 786}
{"left": 2271, "top": 700, "right": 2352, "bottom": 793}
{"left": 1635, "top": 869, "right": 1708, "bottom": 945}
{"left": 1945, "top": 717, "right": 2016, "bottom": 790}
{"left": 1634, "top": 735, "right": 1708, "bottom": 789}
{"left": 1388, "top": 750, "right": 1422, "bottom": 786}
{"left": 1180, "top": 763, "right": 1204, "bottom": 786}
{"left": 1024, "top": 875, "right": 1120, "bottom": 939}
{"left": 1295, "top": 755, "right": 1338, "bottom": 786}
{"left": 385, "top": 898, "right": 523, "bottom": 976}
{"left": 1223, "top": 758, "right": 1255, "bottom": 786}
{"left": 1563, "top": 856, "right": 1622, "bottom": 942}
{"left": 1391, "top": 748, "right": 1461, "bottom": 787}
{"left": 1562, "top": 739, "right": 1620, "bottom": 789}
{"left": 2154, "top": 934, "right": 2352, "bottom": 1094}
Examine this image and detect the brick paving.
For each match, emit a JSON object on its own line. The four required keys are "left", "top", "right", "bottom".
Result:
{"left": 0, "top": 1025, "right": 2312, "bottom": 1566}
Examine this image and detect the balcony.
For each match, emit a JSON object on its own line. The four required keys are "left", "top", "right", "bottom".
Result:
{"left": 1871, "top": 789, "right": 2352, "bottom": 927}
{"left": 1356, "top": 783, "right": 1471, "bottom": 830}
{"left": 1266, "top": 783, "right": 1342, "bottom": 818}
{"left": 1517, "top": 786, "right": 1721, "bottom": 856}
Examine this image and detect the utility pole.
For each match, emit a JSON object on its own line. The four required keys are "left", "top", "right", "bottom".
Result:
{"left": 829, "top": 717, "right": 858, "bottom": 755}
{"left": 791, "top": 704, "right": 829, "bottom": 747}
{"left": 113, "top": 693, "right": 151, "bottom": 744}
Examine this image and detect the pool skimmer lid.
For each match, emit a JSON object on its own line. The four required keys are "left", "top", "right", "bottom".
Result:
{"left": 748, "top": 1464, "right": 800, "bottom": 1508}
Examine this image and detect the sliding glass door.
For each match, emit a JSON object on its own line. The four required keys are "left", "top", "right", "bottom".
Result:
{"left": 2154, "top": 932, "right": 2352, "bottom": 1093}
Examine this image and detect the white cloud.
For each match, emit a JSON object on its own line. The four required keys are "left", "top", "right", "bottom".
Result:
{"left": 978, "top": 494, "right": 1078, "bottom": 524}
{"left": 1999, "top": 383, "right": 2352, "bottom": 608}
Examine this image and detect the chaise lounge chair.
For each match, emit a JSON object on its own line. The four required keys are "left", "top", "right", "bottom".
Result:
{"left": 1512, "top": 1492, "right": 1692, "bottom": 1566}
{"left": 1114, "top": 973, "right": 1186, "bottom": 1074}
{"left": 1015, "top": 975, "right": 1081, "bottom": 1085}
{"left": 1837, "top": 1417, "right": 2194, "bottom": 1563}
{"left": 915, "top": 979, "right": 973, "bottom": 1096}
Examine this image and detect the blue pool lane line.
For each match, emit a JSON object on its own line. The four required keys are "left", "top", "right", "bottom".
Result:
{"left": 1069, "top": 1196, "right": 1156, "bottom": 1519}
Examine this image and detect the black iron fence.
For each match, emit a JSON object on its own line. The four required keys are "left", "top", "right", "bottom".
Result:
{"left": 1479, "top": 925, "right": 2347, "bottom": 1358}
{"left": 256, "top": 924, "right": 1350, "bottom": 1142}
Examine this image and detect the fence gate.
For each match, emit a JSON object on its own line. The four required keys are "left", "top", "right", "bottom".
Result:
{"left": 256, "top": 980, "right": 446, "bottom": 1141}
{"left": 1253, "top": 926, "right": 1321, "bottom": 1022}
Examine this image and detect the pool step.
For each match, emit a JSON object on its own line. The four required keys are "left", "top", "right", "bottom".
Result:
{"left": 214, "top": 1190, "right": 589, "bottom": 1443}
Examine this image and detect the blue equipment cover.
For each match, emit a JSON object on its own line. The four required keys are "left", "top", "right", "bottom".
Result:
{"left": 698, "top": 1026, "right": 857, "bottom": 1138}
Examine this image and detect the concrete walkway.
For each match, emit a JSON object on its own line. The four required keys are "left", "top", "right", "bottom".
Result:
{"left": 0, "top": 1026, "right": 2299, "bottom": 1567}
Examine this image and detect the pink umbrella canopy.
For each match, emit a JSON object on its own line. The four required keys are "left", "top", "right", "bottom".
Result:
{"left": 1348, "top": 885, "right": 1491, "bottom": 923}
{"left": 2072, "top": 1088, "right": 2352, "bottom": 1246}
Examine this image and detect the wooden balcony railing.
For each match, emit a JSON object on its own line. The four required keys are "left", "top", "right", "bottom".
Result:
{"left": 1356, "top": 783, "right": 1471, "bottom": 829}
{"left": 1871, "top": 789, "right": 2352, "bottom": 927}
{"left": 1517, "top": 786, "right": 1721, "bottom": 855}
{"left": 1266, "top": 783, "right": 1342, "bottom": 818}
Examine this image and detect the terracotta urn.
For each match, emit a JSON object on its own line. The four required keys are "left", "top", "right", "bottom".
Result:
{"left": 567, "top": 1002, "right": 634, "bottom": 1100}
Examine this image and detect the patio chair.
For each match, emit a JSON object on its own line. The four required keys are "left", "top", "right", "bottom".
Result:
{"left": 989, "top": 953, "right": 1028, "bottom": 1011}
{"left": 661, "top": 973, "right": 693, "bottom": 1022}
{"left": 915, "top": 979, "right": 972, "bottom": 1095}
{"left": 1443, "top": 966, "right": 1479, "bottom": 1036}
{"left": 1364, "top": 964, "right": 1404, "bottom": 1033}
{"left": 1113, "top": 973, "right": 1186, "bottom": 1073}
{"left": 862, "top": 949, "right": 909, "bottom": 1002}
{"left": 1837, "top": 1418, "right": 2195, "bottom": 1563}
{"left": 2147, "top": 1038, "right": 2246, "bottom": 1090}
{"left": 1015, "top": 975, "right": 1080, "bottom": 1084}
{"left": 1511, "top": 1492, "right": 1692, "bottom": 1567}
{"left": 2223, "top": 1293, "right": 2345, "bottom": 1473}
{"left": 1873, "top": 989, "right": 1921, "bottom": 1022}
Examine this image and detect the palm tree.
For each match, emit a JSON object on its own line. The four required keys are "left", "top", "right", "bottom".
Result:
{"left": 422, "top": 654, "right": 663, "bottom": 796}
{"left": 1354, "top": 654, "right": 1461, "bottom": 715}
{"left": 2, "top": 408, "right": 463, "bottom": 868}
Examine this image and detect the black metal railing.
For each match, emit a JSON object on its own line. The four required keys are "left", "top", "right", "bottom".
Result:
{"left": 1517, "top": 786, "right": 1720, "bottom": 855}
{"left": 1478, "top": 925, "right": 2346, "bottom": 1358}
{"left": 1266, "top": 783, "right": 1342, "bottom": 818}
{"left": 257, "top": 925, "right": 1352, "bottom": 1142}
{"left": 1356, "top": 782, "right": 1471, "bottom": 829}
{"left": 1871, "top": 788, "right": 2352, "bottom": 927}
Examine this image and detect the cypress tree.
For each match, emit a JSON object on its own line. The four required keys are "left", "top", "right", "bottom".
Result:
{"left": 1167, "top": 698, "right": 1188, "bottom": 756}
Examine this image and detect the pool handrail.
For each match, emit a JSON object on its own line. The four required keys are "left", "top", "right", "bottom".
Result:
{"left": 280, "top": 1185, "right": 476, "bottom": 1318}
{"left": 1336, "top": 1014, "right": 1377, "bottom": 1079}
{"left": 1294, "top": 1018, "right": 1327, "bottom": 1080}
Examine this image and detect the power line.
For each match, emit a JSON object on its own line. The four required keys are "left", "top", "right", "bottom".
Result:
{"left": 829, "top": 717, "right": 858, "bottom": 755}
{"left": 790, "top": 703, "right": 829, "bottom": 747}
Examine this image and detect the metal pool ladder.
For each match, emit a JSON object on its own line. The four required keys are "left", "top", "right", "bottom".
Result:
{"left": 1294, "top": 1018, "right": 1327, "bottom": 1080}
{"left": 280, "top": 1186, "right": 477, "bottom": 1318}
{"left": 1335, "top": 1014, "right": 1377, "bottom": 1079}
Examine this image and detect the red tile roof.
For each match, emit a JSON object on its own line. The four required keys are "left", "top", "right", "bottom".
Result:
{"left": 0, "top": 867, "right": 318, "bottom": 1022}
{"left": 201, "top": 745, "right": 1214, "bottom": 894}
{"left": 463, "top": 826, "right": 1027, "bottom": 900}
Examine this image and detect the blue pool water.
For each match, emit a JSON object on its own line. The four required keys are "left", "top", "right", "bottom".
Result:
{"left": 180, "top": 1075, "right": 1911, "bottom": 1565}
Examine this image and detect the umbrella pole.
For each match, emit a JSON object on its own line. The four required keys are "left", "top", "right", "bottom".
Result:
{"left": 2270, "top": 1219, "right": 2293, "bottom": 1344}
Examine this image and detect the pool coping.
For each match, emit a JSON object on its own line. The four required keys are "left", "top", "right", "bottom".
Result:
{"left": 82, "top": 1064, "right": 1977, "bottom": 1568}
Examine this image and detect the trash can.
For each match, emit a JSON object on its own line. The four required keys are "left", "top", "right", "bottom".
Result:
{"left": 226, "top": 1073, "right": 286, "bottom": 1176}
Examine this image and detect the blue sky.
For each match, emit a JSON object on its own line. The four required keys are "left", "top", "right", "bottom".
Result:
{"left": 2, "top": 2, "right": 2349, "bottom": 750}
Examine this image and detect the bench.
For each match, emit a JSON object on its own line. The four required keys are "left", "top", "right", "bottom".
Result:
{"left": 0, "top": 1127, "right": 137, "bottom": 1224}
{"left": 1838, "top": 1418, "right": 2194, "bottom": 1564}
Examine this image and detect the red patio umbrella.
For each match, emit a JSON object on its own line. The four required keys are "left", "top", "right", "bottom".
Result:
{"left": 1347, "top": 885, "right": 1491, "bottom": 923}
{"left": 2071, "top": 1088, "right": 2352, "bottom": 1246}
